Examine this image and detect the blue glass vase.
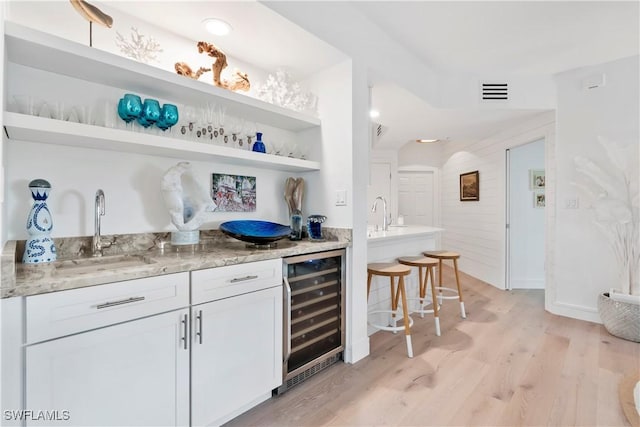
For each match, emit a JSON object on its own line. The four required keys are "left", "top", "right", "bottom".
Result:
{"left": 23, "top": 179, "right": 57, "bottom": 264}
{"left": 252, "top": 132, "right": 266, "bottom": 153}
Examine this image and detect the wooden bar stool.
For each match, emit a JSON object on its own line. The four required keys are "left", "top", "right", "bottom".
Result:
{"left": 397, "top": 256, "right": 441, "bottom": 336}
{"left": 367, "top": 263, "right": 414, "bottom": 358}
{"left": 423, "top": 251, "right": 466, "bottom": 319}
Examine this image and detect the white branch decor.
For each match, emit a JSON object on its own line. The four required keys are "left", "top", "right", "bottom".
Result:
{"left": 574, "top": 136, "right": 639, "bottom": 296}
{"left": 115, "top": 26, "right": 163, "bottom": 64}
{"left": 256, "top": 69, "right": 318, "bottom": 115}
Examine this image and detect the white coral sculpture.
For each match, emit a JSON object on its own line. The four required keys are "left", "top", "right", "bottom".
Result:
{"left": 574, "top": 136, "right": 639, "bottom": 296}
{"left": 161, "top": 162, "right": 216, "bottom": 232}
{"left": 115, "top": 26, "right": 163, "bottom": 64}
{"left": 256, "top": 69, "right": 318, "bottom": 114}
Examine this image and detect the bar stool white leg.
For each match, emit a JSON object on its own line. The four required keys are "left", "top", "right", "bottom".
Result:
{"left": 453, "top": 258, "right": 466, "bottom": 319}
{"left": 418, "top": 267, "right": 425, "bottom": 318}
{"left": 428, "top": 265, "right": 441, "bottom": 337}
{"left": 398, "top": 275, "right": 413, "bottom": 358}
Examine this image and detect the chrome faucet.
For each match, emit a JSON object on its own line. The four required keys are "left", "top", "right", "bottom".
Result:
{"left": 93, "top": 189, "right": 106, "bottom": 256}
{"left": 371, "top": 196, "right": 391, "bottom": 231}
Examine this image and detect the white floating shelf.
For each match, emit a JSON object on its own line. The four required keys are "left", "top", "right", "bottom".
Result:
{"left": 4, "top": 22, "right": 321, "bottom": 132}
{"left": 4, "top": 113, "right": 321, "bottom": 173}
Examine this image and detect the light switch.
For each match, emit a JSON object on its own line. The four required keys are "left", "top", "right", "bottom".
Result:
{"left": 336, "top": 190, "right": 347, "bottom": 206}
{"left": 565, "top": 198, "right": 579, "bottom": 209}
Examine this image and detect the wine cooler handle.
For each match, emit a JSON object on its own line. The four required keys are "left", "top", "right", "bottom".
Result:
{"left": 283, "top": 276, "right": 292, "bottom": 362}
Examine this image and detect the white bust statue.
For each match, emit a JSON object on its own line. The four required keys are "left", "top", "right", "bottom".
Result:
{"left": 161, "top": 162, "right": 216, "bottom": 231}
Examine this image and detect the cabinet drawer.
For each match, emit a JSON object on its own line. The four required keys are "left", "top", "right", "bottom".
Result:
{"left": 26, "top": 272, "right": 189, "bottom": 343}
{"left": 191, "top": 258, "right": 282, "bottom": 305}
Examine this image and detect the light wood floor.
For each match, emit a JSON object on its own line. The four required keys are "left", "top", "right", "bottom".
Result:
{"left": 226, "top": 268, "right": 639, "bottom": 427}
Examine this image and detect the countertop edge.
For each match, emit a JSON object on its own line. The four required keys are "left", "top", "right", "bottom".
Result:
{"left": 2, "top": 238, "right": 351, "bottom": 299}
{"left": 367, "top": 226, "right": 444, "bottom": 243}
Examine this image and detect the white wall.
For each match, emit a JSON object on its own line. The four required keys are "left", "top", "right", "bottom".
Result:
{"left": 347, "top": 60, "right": 371, "bottom": 363}
{"left": 1, "top": 2, "right": 6, "bottom": 245}
{"left": 5, "top": 141, "right": 298, "bottom": 239}
{"left": 550, "top": 55, "right": 639, "bottom": 321}
{"left": 368, "top": 149, "right": 397, "bottom": 226}
{"left": 398, "top": 141, "right": 442, "bottom": 169}
{"left": 440, "top": 112, "right": 554, "bottom": 288}
{"left": 508, "top": 138, "right": 545, "bottom": 289}
{"left": 302, "top": 60, "right": 353, "bottom": 228}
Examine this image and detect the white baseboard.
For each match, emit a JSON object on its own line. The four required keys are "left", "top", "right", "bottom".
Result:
{"left": 546, "top": 300, "right": 601, "bottom": 324}
{"left": 511, "top": 278, "right": 544, "bottom": 289}
{"left": 344, "top": 336, "right": 370, "bottom": 364}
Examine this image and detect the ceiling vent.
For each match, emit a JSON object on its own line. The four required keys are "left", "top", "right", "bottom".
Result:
{"left": 371, "top": 122, "right": 388, "bottom": 141}
{"left": 480, "top": 82, "right": 508, "bottom": 101}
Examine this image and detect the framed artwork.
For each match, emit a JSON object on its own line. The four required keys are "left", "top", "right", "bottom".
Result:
{"left": 534, "top": 191, "right": 545, "bottom": 208}
{"left": 530, "top": 169, "right": 545, "bottom": 189}
{"left": 460, "top": 170, "right": 479, "bottom": 201}
{"left": 211, "top": 173, "right": 256, "bottom": 212}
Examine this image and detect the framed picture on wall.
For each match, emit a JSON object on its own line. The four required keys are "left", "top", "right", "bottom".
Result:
{"left": 211, "top": 173, "right": 256, "bottom": 212}
{"left": 530, "top": 169, "right": 545, "bottom": 189}
{"left": 459, "top": 170, "right": 479, "bottom": 201}
{"left": 534, "top": 191, "right": 545, "bottom": 208}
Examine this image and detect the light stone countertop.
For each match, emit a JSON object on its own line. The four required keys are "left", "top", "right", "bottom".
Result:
{"left": 2, "top": 229, "right": 351, "bottom": 299}
{"left": 367, "top": 225, "right": 444, "bottom": 243}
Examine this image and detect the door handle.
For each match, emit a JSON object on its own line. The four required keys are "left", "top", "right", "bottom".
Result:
{"left": 230, "top": 275, "right": 259, "bottom": 283}
{"left": 96, "top": 296, "right": 145, "bottom": 309}
{"left": 181, "top": 313, "right": 188, "bottom": 350}
{"left": 283, "top": 277, "right": 292, "bottom": 362}
{"left": 195, "top": 310, "right": 203, "bottom": 344}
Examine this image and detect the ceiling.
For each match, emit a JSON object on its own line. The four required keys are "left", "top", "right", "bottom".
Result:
{"left": 352, "top": 1, "right": 639, "bottom": 75}
{"left": 371, "top": 82, "right": 547, "bottom": 146}
{"left": 101, "top": 1, "right": 639, "bottom": 150}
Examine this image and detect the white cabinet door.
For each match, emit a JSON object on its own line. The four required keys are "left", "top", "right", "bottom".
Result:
{"left": 191, "top": 286, "right": 283, "bottom": 426}
{"left": 25, "top": 309, "right": 190, "bottom": 427}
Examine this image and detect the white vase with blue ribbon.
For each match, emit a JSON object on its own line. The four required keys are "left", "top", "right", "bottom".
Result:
{"left": 23, "top": 179, "right": 57, "bottom": 264}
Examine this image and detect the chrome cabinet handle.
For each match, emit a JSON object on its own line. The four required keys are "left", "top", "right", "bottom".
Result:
{"left": 96, "top": 296, "right": 145, "bottom": 309}
{"left": 230, "top": 275, "right": 258, "bottom": 283}
{"left": 283, "top": 277, "right": 292, "bottom": 362}
{"left": 196, "top": 310, "right": 203, "bottom": 344}
{"left": 181, "top": 314, "right": 188, "bottom": 350}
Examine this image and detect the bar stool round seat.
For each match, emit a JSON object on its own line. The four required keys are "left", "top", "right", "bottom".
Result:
{"left": 423, "top": 250, "right": 466, "bottom": 319}
{"left": 367, "top": 262, "right": 414, "bottom": 358}
{"left": 397, "top": 256, "right": 442, "bottom": 336}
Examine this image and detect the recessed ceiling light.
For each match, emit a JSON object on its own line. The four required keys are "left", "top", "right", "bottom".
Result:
{"left": 202, "top": 18, "right": 232, "bottom": 36}
{"left": 416, "top": 139, "right": 440, "bottom": 143}
{"left": 369, "top": 110, "right": 380, "bottom": 119}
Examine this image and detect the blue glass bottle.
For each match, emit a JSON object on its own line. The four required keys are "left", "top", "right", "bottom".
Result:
{"left": 23, "top": 179, "right": 57, "bottom": 263}
{"left": 252, "top": 132, "right": 266, "bottom": 153}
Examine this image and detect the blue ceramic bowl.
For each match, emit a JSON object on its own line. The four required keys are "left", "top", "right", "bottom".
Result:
{"left": 220, "top": 220, "right": 291, "bottom": 244}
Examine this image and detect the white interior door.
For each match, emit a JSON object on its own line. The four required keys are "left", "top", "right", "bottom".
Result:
{"left": 398, "top": 170, "right": 435, "bottom": 226}
{"left": 507, "top": 139, "right": 545, "bottom": 289}
{"left": 367, "top": 162, "right": 391, "bottom": 227}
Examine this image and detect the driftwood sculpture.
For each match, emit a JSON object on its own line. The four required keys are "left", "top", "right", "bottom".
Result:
{"left": 69, "top": 0, "right": 113, "bottom": 46}
{"left": 197, "top": 41, "right": 250, "bottom": 92}
{"left": 175, "top": 62, "right": 211, "bottom": 80}
{"left": 69, "top": 0, "right": 112, "bottom": 27}
{"left": 175, "top": 41, "right": 250, "bottom": 92}
{"left": 284, "top": 177, "right": 304, "bottom": 217}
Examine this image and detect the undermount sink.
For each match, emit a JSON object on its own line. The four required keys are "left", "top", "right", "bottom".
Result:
{"left": 53, "top": 254, "right": 156, "bottom": 275}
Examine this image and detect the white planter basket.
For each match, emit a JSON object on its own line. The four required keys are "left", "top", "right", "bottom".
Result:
{"left": 598, "top": 293, "right": 640, "bottom": 343}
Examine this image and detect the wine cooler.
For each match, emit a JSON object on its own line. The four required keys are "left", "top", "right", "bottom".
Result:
{"left": 276, "top": 249, "right": 346, "bottom": 394}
